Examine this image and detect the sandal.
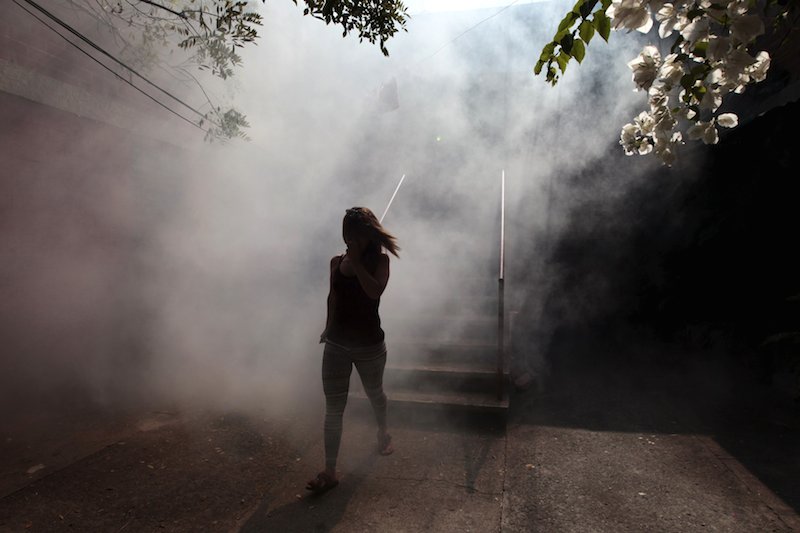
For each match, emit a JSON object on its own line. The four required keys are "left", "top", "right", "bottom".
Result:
{"left": 377, "top": 431, "right": 394, "bottom": 456}
{"left": 305, "top": 471, "right": 339, "bottom": 495}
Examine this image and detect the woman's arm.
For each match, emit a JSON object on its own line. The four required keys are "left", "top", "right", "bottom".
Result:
{"left": 349, "top": 252, "right": 390, "bottom": 300}
{"left": 320, "top": 256, "right": 339, "bottom": 342}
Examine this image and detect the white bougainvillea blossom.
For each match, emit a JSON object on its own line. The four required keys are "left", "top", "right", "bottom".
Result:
{"left": 627, "top": 45, "right": 662, "bottom": 90}
{"left": 607, "top": 0, "right": 655, "bottom": 33}
{"left": 607, "top": 0, "right": 772, "bottom": 164}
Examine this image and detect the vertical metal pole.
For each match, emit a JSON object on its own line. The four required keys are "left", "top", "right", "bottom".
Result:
{"left": 497, "top": 170, "right": 506, "bottom": 401}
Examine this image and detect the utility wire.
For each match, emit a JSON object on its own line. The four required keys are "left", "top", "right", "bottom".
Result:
{"left": 411, "top": 0, "right": 523, "bottom": 67}
{"left": 17, "top": 0, "right": 209, "bottom": 120}
{"left": 13, "top": 0, "right": 216, "bottom": 132}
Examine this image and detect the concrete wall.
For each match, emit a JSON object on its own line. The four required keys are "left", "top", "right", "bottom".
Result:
{"left": 0, "top": 2, "right": 198, "bottom": 416}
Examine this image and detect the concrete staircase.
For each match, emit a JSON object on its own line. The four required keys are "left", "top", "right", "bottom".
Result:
{"left": 350, "top": 296, "right": 510, "bottom": 418}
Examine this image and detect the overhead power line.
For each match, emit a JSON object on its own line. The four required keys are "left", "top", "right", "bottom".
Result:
{"left": 12, "top": 0, "right": 215, "bottom": 134}
{"left": 412, "top": 0, "right": 523, "bottom": 66}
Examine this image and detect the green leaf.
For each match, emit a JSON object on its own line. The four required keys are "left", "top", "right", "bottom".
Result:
{"left": 572, "top": 38, "right": 586, "bottom": 63}
{"left": 558, "top": 11, "right": 580, "bottom": 32}
{"left": 578, "top": 0, "right": 596, "bottom": 19}
{"left": 594, "top": 12, "right": 611, "bottom": 41}
{"left": 534, "top": 60, "right": 545, "bottom": 75}
{"left": 690, "top": 64, "right": 708, "bottom": 77}
{"left": 693, "top": 41, "right": 708, "bottom": 57}
{"left": 579, "top": 19, "right": 595, "bottom": 43}
{"left": 556, "top": 51, "right": 570, "bottom": 73}
{"left": 547, "top": 65, "right": 559, "bottom": 85}
{"left": 560, "top": 33, "right": 574, "bottom": 54}
{"left": 539, "top": 42, "right": 556, "bottom": 62}
{"left": 691, "top": 85, "right": 707, "bottom": 100}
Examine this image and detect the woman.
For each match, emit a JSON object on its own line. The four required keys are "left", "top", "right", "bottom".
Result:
{"left": 306, "top": 207, "right": 400, "bottom": 494}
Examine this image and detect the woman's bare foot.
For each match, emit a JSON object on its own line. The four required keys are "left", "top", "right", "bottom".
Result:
{"left": 377, "top": 431, "right": 394, "bottom": 455}
{"left": 306, "top": 469, "right": 339, "bottom": 494}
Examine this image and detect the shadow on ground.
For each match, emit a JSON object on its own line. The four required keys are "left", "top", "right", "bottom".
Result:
{"left": 240, "top": 458, "right": 372, "bottom": 533}
{"left": 510, "top": 332, "right": 800, "bottom": 515}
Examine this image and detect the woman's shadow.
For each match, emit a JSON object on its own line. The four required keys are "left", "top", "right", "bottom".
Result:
{"left": 240, "top": 454, "right": 376, "bottom": 533}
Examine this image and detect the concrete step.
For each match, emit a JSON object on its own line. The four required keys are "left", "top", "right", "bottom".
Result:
{"left": 349, "top": 357, "right": 510, "bottom": 419}
{"left": 388, "top": 294, "right": 502, "bottom": 318}
{"left": 387, "top": 359, "right": 507, "bottom": 374}
{"left": 384, "top": 361, "right": 509, "bottom": 393}
{"left": 349, "top": 388, "right": 508, "bottom": 415}
{"left": 386, "top": 316, "right": 502, "bottom": 342}
{"left": 390, "top": 339, "right": 500, "bottom": 364}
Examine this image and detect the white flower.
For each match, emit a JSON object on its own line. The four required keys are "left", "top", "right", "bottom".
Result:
{"left": 656, "top": 3, "right": 682, "bottom": 38}
{"left": 658, "top": 147, "right": 678, "bottom": 165}
{"left": 727, "top": 0, "right": 749, "bottom": 17}
{"left": 648, "top": 0, "right": 668, "bottom": 14}
{"left": 654, "top": 112, "right": 677, "bottom": 135}
{"left": 730, "top": 15, "right": 765, "bottom": 44}
{"left": 657, "top": 53, "right": 684, "bottom": 88}
{"left": 620, "top": 112, "right": 659, "bottom": 155}
{"left": 634, "top": 110, "right": 656, "bottom": 135}
{"left": 676, "top": 106, "right": 697, "bottom": 120}
{"left": 687, "top": 120, "right": 719, "bottom": 144}
{"left": 620, "top": 123, "right": 641, "bottom": 155}
{"left": 648, "top": 84, "right": 669, "bottom": 108}
{"left": 722, "top": 47, "right": 756, "bottom": 89}
{"left": 616, "top": 2, "right": 771, "bottom": 164}
{"left": 628, "top": 45, "right": 662, "bottom": 91}
{"left": 654, "top": 131, "right": 682, "bottom": 165}
{"left": 706, "top": 67, "right": 724, "bottom": 84}
{"left": 748, "top": 51, "right": 771, "bottom": 82}
{"left": 700, "top": 87, "right": 723, "bottom": 111}
{"left": 608, "top": 0, "right": 654, "bottom": 33}
{"left": 716, "top": 113, "right": 739, "bottom": 128}
{"left": 707, "top": 36, "right": 730, "bottom": 62}
{"left": 680, "top": 17, "right": 709, "bottom": 45}
{"left": 649, "top": 102, "right": 676, "bottom": 138}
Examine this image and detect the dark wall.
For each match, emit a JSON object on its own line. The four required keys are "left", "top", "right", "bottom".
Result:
{"left": 0, "top": 91, "right": 184, "bottom": 414}
{"left": 541, "top": 99, "right": 800, "bottom": 365}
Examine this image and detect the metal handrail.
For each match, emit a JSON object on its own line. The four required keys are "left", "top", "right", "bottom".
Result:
{"left": 497, "top": 170, "right": 506, "bottom": 401}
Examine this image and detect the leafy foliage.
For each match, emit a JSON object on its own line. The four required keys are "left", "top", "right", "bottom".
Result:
{"left": 535, "top": 0, "right": 798, "bottom": 164}
{"left": 295, "top": 0, "right": 409, "bottom": 56}
{"left": 67, "top": 0, "right": 409, "bottom": 140}
{"left": 534, "top": 0, "right": 612, "bottom": 85}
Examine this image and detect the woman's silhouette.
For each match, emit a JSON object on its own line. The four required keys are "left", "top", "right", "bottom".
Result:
{"left": 307, "top": 207, "right": 400, "bottom": 494}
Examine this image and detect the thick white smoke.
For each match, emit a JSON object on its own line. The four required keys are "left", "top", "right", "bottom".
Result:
{"left": 1, "top": 0, "right": 665, "bottom": 422}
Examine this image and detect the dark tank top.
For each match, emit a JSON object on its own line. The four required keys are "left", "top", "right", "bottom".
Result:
{"left": 327, "top": 254, "right": 384, "bottom": 347}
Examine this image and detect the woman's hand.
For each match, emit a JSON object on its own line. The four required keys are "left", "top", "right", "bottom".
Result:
{"left": 346, "top": 239, "right": 365, "bottom": 265}
{"left": 350, "top": 253, "right": 390, "bottom": 300}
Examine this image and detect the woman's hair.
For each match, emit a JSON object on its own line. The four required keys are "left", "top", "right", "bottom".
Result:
{"left": 343, "top": 207, "right": 400, "bottom": 257}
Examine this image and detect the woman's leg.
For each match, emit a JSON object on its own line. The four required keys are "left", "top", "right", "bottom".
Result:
{"left": 353, "top": 346, "right": 388, "bottom": 433}
{"left": 322, "top": 345, "right": 353, "bottom": 474}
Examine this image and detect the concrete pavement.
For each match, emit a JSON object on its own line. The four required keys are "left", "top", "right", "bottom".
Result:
{"left": 1, "top": 348, "right": 799, "bottom": 532}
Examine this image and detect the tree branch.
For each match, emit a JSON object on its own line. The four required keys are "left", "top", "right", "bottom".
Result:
{"left": 134, "top": 0, "right": 187, "bottom": 19}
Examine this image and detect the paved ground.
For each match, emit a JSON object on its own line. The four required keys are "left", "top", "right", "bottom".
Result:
{"left": 1, "top": 343, "right": 799, "bottom": 532}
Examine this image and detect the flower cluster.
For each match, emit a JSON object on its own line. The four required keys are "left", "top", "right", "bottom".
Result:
{"left": 611, "top": 0, "right": 771, "bottom": 164}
